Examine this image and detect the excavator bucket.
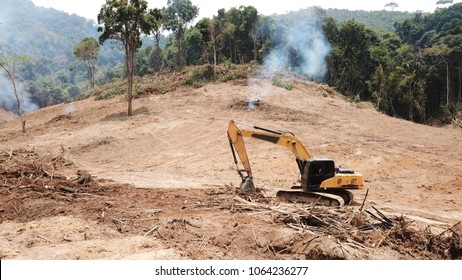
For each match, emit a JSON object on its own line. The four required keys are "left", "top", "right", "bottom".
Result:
{"left": 240, "top": 177, "right": 256, "bottom": 194}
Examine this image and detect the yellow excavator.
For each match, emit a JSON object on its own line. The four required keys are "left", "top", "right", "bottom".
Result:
{"left": 227, "top": 120, "right": 364, "bottom": 206}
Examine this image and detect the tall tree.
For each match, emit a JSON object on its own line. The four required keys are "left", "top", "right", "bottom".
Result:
{"left": 209, "top": 16, "right": 224, "bottom": 78}
{"left": 73, "top": 38, "right": 100, "bottom": 89}
{"left": 0, "top": 47, "right": 28, "bottom": 133}
{"left": 97, "top": 0, "right": 162, "bottom": 116}
{"left": 329, "top": 19, "right": 379, "bottom": 99}
{"left": 425, "top": 44, "right": 452, "bottom": 105}
{"left": 436, "top": 0, "right": 454, "bottom": 7}
{"left": 240, "top": 6, "right": 260, "bottom": 62}
{"left": 385, "top": 2, "right": 399, "bottom": 11}
{"left": 162, "top": 0, "right": 199, "bottom": 70}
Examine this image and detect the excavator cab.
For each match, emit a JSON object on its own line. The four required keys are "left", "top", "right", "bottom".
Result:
{"left": 301, "top": 159, "right": 335, "bottom": 189}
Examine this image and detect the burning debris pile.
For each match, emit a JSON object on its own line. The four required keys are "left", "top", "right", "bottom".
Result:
{"left": 228, "top": 99, "right": 262, "bottom": 111}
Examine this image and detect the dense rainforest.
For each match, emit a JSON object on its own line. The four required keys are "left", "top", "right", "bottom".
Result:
{"left": 1, "top": 0, "right": 461, "bottom": 125}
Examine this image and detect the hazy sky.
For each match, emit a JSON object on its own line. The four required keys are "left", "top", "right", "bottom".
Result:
{"left": 30, "top": 0, "right": 461, "bottom": 21}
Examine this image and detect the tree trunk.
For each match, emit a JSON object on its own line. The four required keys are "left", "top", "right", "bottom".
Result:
{"left": 407, "top": 92, "right": 414, "bottom": 121}
{"left": 125, "top": 35, "right": 136, "bottom": 117}
{"left": 446, "top": 61, "right": 450, "bottom": 105}
{"left": 212, "top": 39, "right": 217, "bottom": 80}
{"left": 228, "top": 40, "right": 233, "bottom": 63}
{"left": 155, "top": 32, "right": 163, "bottom": 72}
{"left": 178, "top": 28, "right": 184, "bottom": 70}
{"left": 458, "top": 59, "right": 462, "bottom": 104}
{"left": 91, "top": 62, "right": 96, "bottom": 89}
{"left": 440, "top": 55, "right": 450, "bottom": 106}
{"left": 252, "top": 36, "right": 257, "bottom": 61}
{"left": 86, "top": 59, "right": 96, "bottom": 89}
{"left": 12, "top": 79, "right": 26, "bottom": 134}
{"left": 2, "top": 64, "right": 26, "bottom": 133}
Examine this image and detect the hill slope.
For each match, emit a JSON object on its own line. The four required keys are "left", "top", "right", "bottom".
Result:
{"left": 0, "top": 78, "right": 461, "bottom": 259}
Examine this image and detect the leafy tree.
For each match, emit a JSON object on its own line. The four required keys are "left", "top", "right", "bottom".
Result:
{"left": 328, "top": 19, "right": 379, "bottom": 99}
{"left": 209, "top": 16, "right": 224, "bottom": 78}
{"left": 152, "top": 20, "right": 166, "bottom": 72}
{"left": 394, "top": 44, "right": 427, "bottom": 121}
{"left": 193, "top": 17, "right": 212, "bottom": 64}
{"left": 97, "top": 0, "right": 162, "bottom": 116}
{"left": 425, "top": 43, "right": 452, "bottom": 105}
{"left": 394, "top": 14, "right": 426, "bottom": 45}
{"left": 162, "top": 0, "right": 199, "bottom": 70}
{"left": 385, "top": 2, "right": 399, "bottom": 11}
{"left": 369, "top": 33, "right": 403, "bottom": 114}
{"left": 184, "top": 27, "right": 204, "bottom": 65}
{"left": 323, "top": 8, "right": 415, "bottom": 34}
{"left": 437, "top": 0, "right": 454, "bottom": 6}
{"left": 73, "top": 38, "right": 100, "bottom": 89}
{"left": 27, "top": 76, "right": 67, "bottom": 108}
{"left": 240, "top": 6, "right": 259, "bottom": 62}
{"left": 0, "top": 47, "right": 29, "bottom": 133}
{"left": 392, "top": 3, "right": 462, "bottom": 121}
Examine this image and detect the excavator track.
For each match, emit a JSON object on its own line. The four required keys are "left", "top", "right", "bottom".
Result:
{"left": 276, "top": 188, "right": 354, "bottom": 206}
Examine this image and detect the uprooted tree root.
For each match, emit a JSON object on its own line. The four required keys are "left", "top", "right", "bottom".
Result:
{"left": 381, "top": 218, "right": 462, "bottom": 259}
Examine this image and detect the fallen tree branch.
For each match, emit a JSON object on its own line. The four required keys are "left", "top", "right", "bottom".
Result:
{"left": 360, "top": 188, "right": 369, "bottom": 212}
{"left": 143, "top": 225, "right": 160, "bottom": 237}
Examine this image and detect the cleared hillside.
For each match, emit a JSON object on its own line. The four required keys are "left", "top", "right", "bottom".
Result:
{"left": 0, "top": 77, "right": 461, "bottom": 259}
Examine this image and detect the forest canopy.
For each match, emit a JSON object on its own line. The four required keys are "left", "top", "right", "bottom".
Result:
{"left": 1, "top": 0, "right": 462, "bottom": 125}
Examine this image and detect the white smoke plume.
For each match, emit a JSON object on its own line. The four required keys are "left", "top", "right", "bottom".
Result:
{"left": 0, "top": 76, "right": 39, "bottom": 114}
{"left": 248, "top": 9, "right": 331, "bottom": 104}
{"left": 63, "top": 102, "right": 76, "bottom": 115}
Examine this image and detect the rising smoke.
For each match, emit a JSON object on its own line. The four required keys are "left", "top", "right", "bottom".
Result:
{"left": 248, "top": 9, "right": 331, "bottom": 103}
{"left": 0, "top": 76, "right": 39, "bottom": 114}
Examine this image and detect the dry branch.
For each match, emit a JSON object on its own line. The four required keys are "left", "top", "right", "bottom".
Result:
{"left": 360, "top": 188, "right": 369, "bottom": 212}
{"left": 143, "top": 225, "right": 160, "bottom": 237}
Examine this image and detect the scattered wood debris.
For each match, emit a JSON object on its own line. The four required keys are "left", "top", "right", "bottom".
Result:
{"left": 231, "top": 192, "right": 462, "bottom": 260}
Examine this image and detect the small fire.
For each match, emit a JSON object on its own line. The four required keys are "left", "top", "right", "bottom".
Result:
{"left": 63, "top": 103, "right": 76, "bottom": 115}
{"left": 246, "top": 99, "right": 261, "bottom": 111}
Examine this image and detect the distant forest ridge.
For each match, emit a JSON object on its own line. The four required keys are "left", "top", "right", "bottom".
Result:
{"left": 1, "top": 0, "right": 415, "bottom": 60}
{"left": 3, "top": 0, "right": 461, "bottom": 126}
{"left": 325, "top": 9, "right": 416, "bottom": 33}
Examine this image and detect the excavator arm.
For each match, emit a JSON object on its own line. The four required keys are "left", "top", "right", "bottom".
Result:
{"left": 227, "top": 119, "right": 312, "bottom": 192}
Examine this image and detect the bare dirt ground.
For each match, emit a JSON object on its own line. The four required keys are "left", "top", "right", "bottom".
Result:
{"left": 0, "top": 78, "right": 461, "bottom": 260}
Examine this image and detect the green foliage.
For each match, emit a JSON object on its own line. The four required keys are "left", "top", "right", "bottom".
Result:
{"left": 27, "top": 76, "right": 70, "bottom": 107}
{"left": 217, "top": 61, "right": 258, "bottom": 82}
{"left": 183, "top": 64, "right": 214, "bottom": 87}
{"left": 2, "top": 0, "right": 462, "bottom": 126}
{"left": 137, "top": 81, "right": 172, "bottom": 95}
{"left": 272, "top": 77, "right": 293, "bottom": 90}
{"left": 74, "top": 38, "right": 100, "bottom": 61}
{"left": 0, "top": 0, "right": 127, "bottom": 113}
{"left": 322, "top": 2, "right": 462, "bottom": 124}
{"left": 162, "top": 0, "right": 199, "bottom": 70}
{"left": 327, "top": 19, "right": 379, "bottom": 99}
{"left": 325, "top": 8, "right": 415, "bottom": 34}
{"left": 97, "top": 0, "right": 162, "bottom": 115}
{"left": 74, "top": 38, "right": 100, "bottom": 88}
{"left": 435, "top": 105, "right": 456, "bottom": 124}
{"left": 95, "top": 86, "right": 125, "bottom": 100}
{"left": 184, "top": 27, "right": 204, "bottom": 65}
